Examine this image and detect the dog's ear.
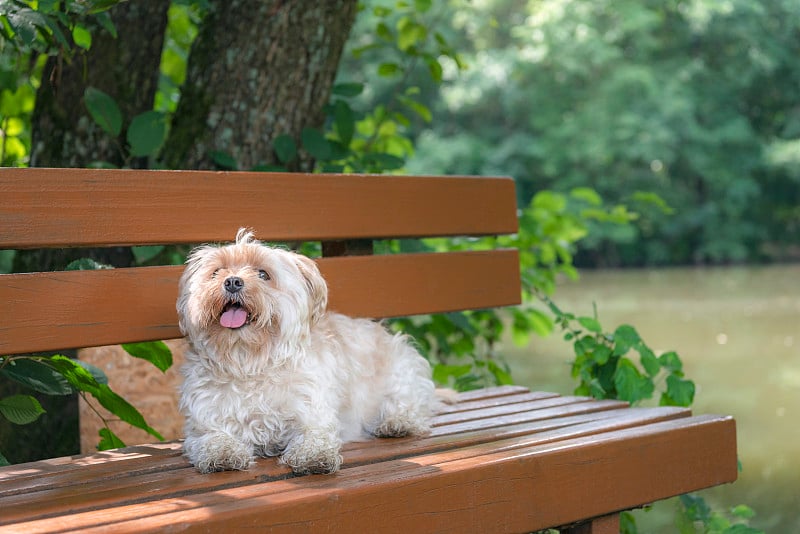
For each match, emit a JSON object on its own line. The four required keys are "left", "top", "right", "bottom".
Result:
{"left": 294, "top": 254, "right": 328, "bottom": 323}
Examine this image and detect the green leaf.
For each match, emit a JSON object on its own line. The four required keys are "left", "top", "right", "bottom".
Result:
{"left": 131, "top": 245, "right": 165, "bottom": 264}
{"left": 0, "top": 451, "right": 8, "bottom": 467}
{"left": 127, "top": 110, "right": 167, "bottom": 157}
{"left": 620, "top": 511, "right": 637, "bottom": 534}
{"left": 377, "top": 62, "right": 400, "bottom": 77}
{"left": 72, "top": 24, "right": 92, "bottom": 49}
{"left": 661, "top": 375, "right": 695, "bottom": 407}
{"left": 333, "top": 100, "right": 355, "bottom": 147}
{"left": 638, "top": 344, "right": 660, "bottom": 377}
{"left": 613, "top": 359, "right": 654, "bottom": 403}
{"left": 209, "top": 150, "right": 237, "bottom": 169}
{"left": 272, "top": 134, "right": 297, "bottom": 164}
{"left": 527, "top": 308, "right": 554, "bottom": 337}
{"left": 88, "top": 0, "right": 124, "bottom": 14}
{"left": 397, "top": 19, "right": 426, "bottom": 51}
{"left": 433, "top": 364, "right": 472, "bottom": 384}
{"left": 331, "top": 82, "right": 364, "bottom": 97}
{"left": 426, "top": 56, "right": 443, "bottom": 83}
{"left": 97, "top": 427, "right": 126, "bottom": 451}
{"left": 724, "top": 526, "right": 763, "bottom": 534}
{"left": 84, "top": 87, "right": 122, "bottom": 136}
{"left": 0, "top": 242, "right": 13, "bottom": 267}
{"left": 0, "top": 358, "right": 73, "bottom": 395}
{"left": 658, "top": 351, "right": 683, "bottom": 373}
{"left": 570, "top": 187, "right": 603, "bottom": 206}
{"left": 121, "top": 341, "right": 173, "bottom": 373}
{"left": 577, "top": 316, "right": 602, "bottom": 333}
{"left": 731, "top": 504, "right": 756, "bottom": 520}
{"left": 612, "top": 325, "right": 640, "bottom": 356}
{"left": 592, "top": 344, "right": 613, "bottom": 365}
{"left": 487, "top": 361, "right": 513, "bottom": 385}
{"left": 301, "top": 127, "right": 332, "bottom": 160}
{"left": 414, "top": 0, "right": 432, "bottom": 12}
{"left": 0, "top": 395, "right": 45, "bottom": 425}
{"left": 94, "top": 11, "right": 117, "bottom": 38}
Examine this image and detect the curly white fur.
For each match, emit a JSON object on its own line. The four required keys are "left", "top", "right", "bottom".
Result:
{"left": 177, "top": 229, "right": 438, "bottom": 474}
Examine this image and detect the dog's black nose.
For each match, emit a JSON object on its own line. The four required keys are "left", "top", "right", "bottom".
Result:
{"left": 224, "top": 276, "right": 244, "bottom": 293}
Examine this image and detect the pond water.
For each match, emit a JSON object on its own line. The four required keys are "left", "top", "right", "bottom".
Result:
{"left": 502, "top": 264, "right": 800, "bottom": 533}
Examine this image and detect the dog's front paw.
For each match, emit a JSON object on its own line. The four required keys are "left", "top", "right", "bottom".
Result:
{"left": 280, "top": 434, "right": 342, "bottom": 475}
{"left": 185, "top": 432, "right": 254, "bottom": 474}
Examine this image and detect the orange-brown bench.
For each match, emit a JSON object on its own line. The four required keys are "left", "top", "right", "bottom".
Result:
{"left": 0, "top": 168, "right": 737, "bottom": 533}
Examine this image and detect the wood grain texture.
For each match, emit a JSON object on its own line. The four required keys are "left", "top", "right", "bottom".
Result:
{"left": 0, "top": 250, "right": 520, "bottom": 354}
{"left": 0, "top": 386, "right": 738, "bottom": 534}
{"left": 0, "top": 168, "right": 518, "bottom": 248}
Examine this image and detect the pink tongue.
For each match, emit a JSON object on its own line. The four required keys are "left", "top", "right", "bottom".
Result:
{"left": 220, "top": 307, "right": 248, "bottom": 329}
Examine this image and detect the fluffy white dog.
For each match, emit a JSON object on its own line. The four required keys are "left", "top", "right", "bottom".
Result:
{"left": 177, "top": 229, "right": 440, "bottom": 474}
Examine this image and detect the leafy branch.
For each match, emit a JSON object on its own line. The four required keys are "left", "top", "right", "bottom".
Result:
{"left": 0, "top": 343, "right": 171, "bottom": 465}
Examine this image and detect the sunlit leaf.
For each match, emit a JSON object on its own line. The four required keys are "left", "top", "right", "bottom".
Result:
{"left": 72, "top": 24, "right": 92, "bottom": 49}
{"left": 121, "top": 341, "right": 173, "bottom": 373}
{"left": 97, "top": 427, "right": 126, "bottom": 450}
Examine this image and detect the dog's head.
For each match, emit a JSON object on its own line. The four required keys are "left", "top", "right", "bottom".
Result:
{"left": 177, "top": 229, "right": 328, "bottom": 350}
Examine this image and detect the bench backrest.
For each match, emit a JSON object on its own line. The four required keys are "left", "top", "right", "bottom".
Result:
{"left": 1, "top": 168, "right": 520, "bottom": 355}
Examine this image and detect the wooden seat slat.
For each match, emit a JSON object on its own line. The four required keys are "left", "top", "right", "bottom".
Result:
{"left": 0, "top": 169, "right": 517, "bottom": 248}
{"left": 0, "top": 250, "right": 520, "bottom": 354}
{"left": 435, "top": 390, "right": 560, "bottom": 414}
{"left": 431, "top": 394, "right": 602, "bottom": 426}
{"left": 0, "top": 414, "right": 735, "bottom": 534}
{"left": 432, "top": 398, "right": 630, "bottom": 436}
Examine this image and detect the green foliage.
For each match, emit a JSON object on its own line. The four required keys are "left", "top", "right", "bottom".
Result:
{"left": 0, "top": 353, "right": 166, "bottom": 457}
{"left": 0, "top": 0, "right": 123, "bottom": 166}
{"left": 405, "top": 0, "right": 800, "bottom": 265}
{"left": 675, "top": 494, "right": 763, "bottom": 534}
{"left": 543, "top": 298, "right": 695, "bottom": 406}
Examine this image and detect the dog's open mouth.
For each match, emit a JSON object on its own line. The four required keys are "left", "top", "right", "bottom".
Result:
{"left": 219, "top": 302, "right": 251, "bottom": 329}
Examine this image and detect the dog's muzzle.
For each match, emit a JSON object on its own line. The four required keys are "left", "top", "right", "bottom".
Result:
{"left": 220, "top": 277, "right": 250, "bottom": 329}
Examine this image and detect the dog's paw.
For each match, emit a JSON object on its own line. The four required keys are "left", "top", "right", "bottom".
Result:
{"left": 187, "top": 433, "right": 254, "bottom": 474}
{"left": 372, "top": 412, "right": 431, "bottom": 438}
{"left": 280, "top": 434, "right": 342, "bottom": 475}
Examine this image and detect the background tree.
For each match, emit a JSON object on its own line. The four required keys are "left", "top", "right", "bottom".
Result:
{"left": 31, "top": 2, "right": 170, "bottom": 168}
{"left": 161, "top": 1, "right": 359, "bottom": 171}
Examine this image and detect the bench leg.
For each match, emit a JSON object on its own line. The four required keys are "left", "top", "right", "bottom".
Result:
{"left": 560, "top": 513, "right": 620, "bottom": 534}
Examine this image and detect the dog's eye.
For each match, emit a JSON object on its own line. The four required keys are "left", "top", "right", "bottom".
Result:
{"left": 211, "top": 269, "right": 220, "bottom": 278}
{"left": 258, "top": 269, "right": 271, "bottom": 281}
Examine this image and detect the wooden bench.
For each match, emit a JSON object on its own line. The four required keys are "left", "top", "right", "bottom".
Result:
{"left": 0, "top": 168, "right": 737, "bottom": 533}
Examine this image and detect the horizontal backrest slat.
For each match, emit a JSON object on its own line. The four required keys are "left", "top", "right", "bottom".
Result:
{"left": 0, "top": 169, "right": 518, "bottom": 248}
{"left": 0, "top": 250, "right": 520, "bottom": 354}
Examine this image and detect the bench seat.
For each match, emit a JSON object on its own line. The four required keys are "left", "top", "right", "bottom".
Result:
{"left": 0, "top": 386, "right": 736, "bottom": 533}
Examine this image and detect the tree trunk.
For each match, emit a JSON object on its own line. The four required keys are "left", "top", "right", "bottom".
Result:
{"left": 162, "top": 0, "right": 359, "bottom": 171}
{"left": 30, "top": 2, "right": 170, "bottom": 169}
